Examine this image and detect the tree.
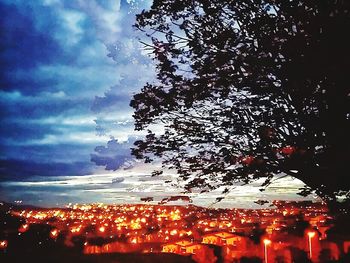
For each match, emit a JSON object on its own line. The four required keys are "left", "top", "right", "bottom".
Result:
{"left": 250, "top": 223, "right": 266, "bottom": 244}
{"left": 283, "top": 214, "right": 310, "bottom": 237}
{"left": 130, "top": 0, "right": 350, "bottom": 209}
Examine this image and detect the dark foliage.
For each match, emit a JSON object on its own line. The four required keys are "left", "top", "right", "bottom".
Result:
{"left": 249, "top": 223, "right": 266, "bottom": 244}
{"left": 289, "top": 246, "right": 312, "bottom": 263}
{"left": 131, "top": 0, "right": 350, "bottom": 208}
{"left": 282, "top": 214, "right": 310, "bottom": 237}
{"left": 240, "top": 256, "right": 262, "bottom": 263}
{"left": 326, "top": 214, "right": 350, "bottom": 240}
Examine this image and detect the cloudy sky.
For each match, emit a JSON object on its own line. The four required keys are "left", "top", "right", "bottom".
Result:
{"left": 0, "top": 0, "right": 316, "bottom": 208}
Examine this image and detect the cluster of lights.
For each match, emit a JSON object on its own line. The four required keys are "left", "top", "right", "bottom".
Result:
{"left": 2, "top": 202, "right": 329, "bottom": 256}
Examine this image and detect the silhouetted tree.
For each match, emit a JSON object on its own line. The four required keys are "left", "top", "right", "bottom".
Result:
{"left": 283, "top": 214, "right": 310, "bottom": 237}
{"left": 338, "top": 252, "right": 350, "bottom": 263}
{"left": 289, "top": 247, "right": 312, "bottom": 263}
{"left": 131, "top": 0, "right": 350, "bottom": 208}
{"left": 318, "top": 248, "right": 333, "bottom": 263}
{"left": 250, "top": 223, "right": 266, "bottom": 244}
{"left": 326, "top": 214, "right": 350, "bottom": 241}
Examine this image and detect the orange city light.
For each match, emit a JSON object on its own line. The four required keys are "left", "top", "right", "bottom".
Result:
{"left": 307, "top": 231, "right": 316, "bottom": 238}
{"left": 263, "top": 238, "right": 272, "bottom": 263}
{"left": 99, "top": 226, "right": 105, "bottom": 233}
{"left": 50, "top": 229, "right": 58, "bottom": 238}
{"left": 70, "top": 226, "right": 81, "bottom": 233}
{"left": 0, "top": 240, "right": 8, "bottom": 249}
{"left": 19, "top": 224, "right": 29, "bottom": 233}
{"left": 263, "top": 239, "right": 271, "bottom": 245}
{"left": 170, "top": 229, "right": 178, "bottom": 235}
{"left": 307, "top": 231, "right": 316, "bottom": 259}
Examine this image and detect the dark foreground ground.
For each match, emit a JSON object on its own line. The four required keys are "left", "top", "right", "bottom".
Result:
{"left": 0, "top": 251, "right": 195, "bottom": 263}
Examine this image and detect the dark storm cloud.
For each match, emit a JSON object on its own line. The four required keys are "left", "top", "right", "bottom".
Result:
{"left": 0, "top": 141, "right": 133, "bottom": 180}
{"left": 92, "top": 91, "right": 132, "bottom": 113}
{"left": 0, "top": 91, "right": 91, "bottom": 120}
{"left": 0, "top": 2, "right": 62, "bottom": 89}
{"left": 0, "top": 0, "right": 170, "bottom": 208}
{"left": 0, "top": 0, "right": 134, "bottom": 180}
{"left": 1, "top": 144, "right": 95, "bottom": 163}
{"left": 91, "top": 139, "right": 134, "bottom": 171}
{"left": 0, "top": 159, "right": 95, "bottom": 180}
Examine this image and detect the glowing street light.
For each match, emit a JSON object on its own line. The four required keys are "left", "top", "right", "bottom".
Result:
{"left": 19, "top": 224, "right": 29, "bottom": 233}
{"left": 263, "top": 239, "right": 271, "bottom": 263}
{"left": 0, "top": 240, "right": 8, "bottom": 251}
{"left": 307, "top": 231, "right": 316, "bottom": 259}
{"left": 50, "top": 229, "right": 58, "bottom": 238}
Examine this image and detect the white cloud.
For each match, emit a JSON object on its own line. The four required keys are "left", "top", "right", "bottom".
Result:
{"left": 0, "top": 159, "right": 319, "bottom": 208}
{"left": 56, "top": 9, "right": 86, "bottom": 46}
{"left": 75, "top": 0, "right": 123, "bottom": 44}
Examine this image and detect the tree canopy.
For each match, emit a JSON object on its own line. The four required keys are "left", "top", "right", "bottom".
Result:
{"left": 130, "top": 0, "right": 350, "bottom": 209}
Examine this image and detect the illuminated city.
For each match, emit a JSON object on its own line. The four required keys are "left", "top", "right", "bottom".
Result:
{"left": 1, "top": 201, "right": 349, "bottom": 262}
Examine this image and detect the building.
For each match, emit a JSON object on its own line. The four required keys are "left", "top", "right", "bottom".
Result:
{"left": 162, "top": 240, "right": 205, "bottom": 255}
{"left": 202, "top": 232, "right": 245, "bottom": 247}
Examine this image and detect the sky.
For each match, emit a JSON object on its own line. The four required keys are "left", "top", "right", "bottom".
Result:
{"left": 0, "top": 0, "right": 317, "bottom": 208}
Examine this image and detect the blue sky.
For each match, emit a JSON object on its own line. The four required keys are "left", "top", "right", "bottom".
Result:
{"left": 0, "top": 0, "right": 316, "bottom": 207}
{"left": 0, "top": 0, "right": 153, "bottom": 179}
